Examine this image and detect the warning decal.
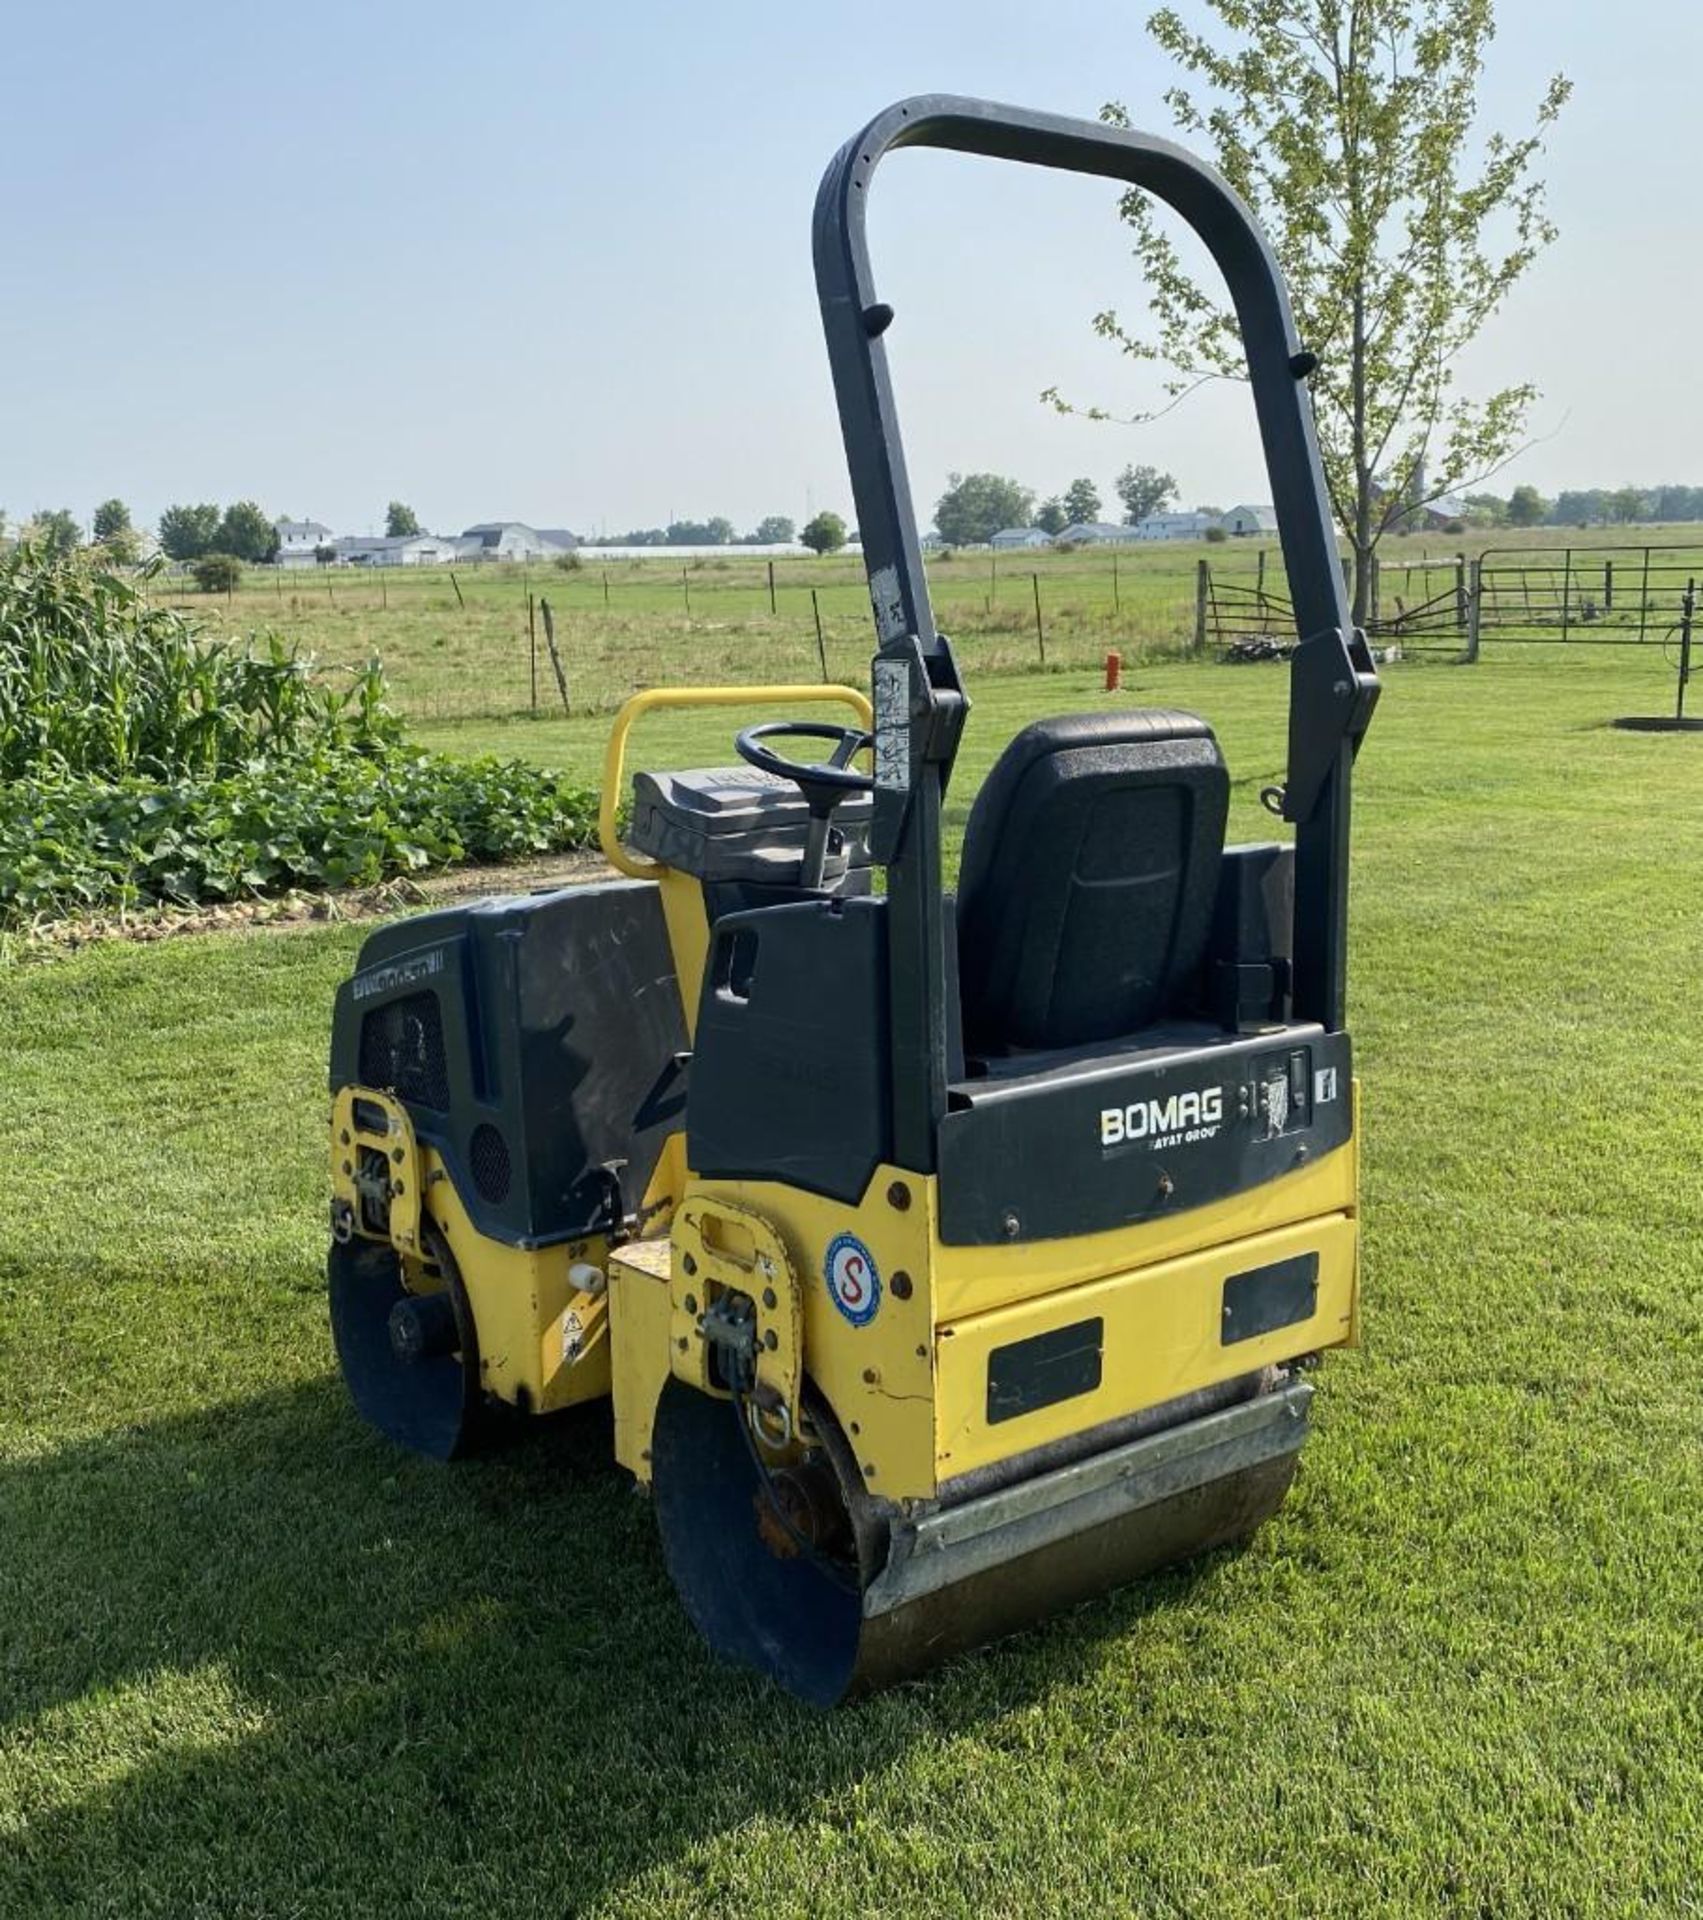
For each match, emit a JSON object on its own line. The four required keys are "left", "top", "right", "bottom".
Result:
{"left": 872, "top": 659, "right": 911, "bottom": 792}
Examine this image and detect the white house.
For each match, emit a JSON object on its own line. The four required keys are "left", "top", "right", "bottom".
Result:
{"left": 1136, "top": 511, "right": 1222, "bottom": 540}
{"left": 990, "top": 526, "right": 1051, "bottom": 549}
{"left": 457, "top": 522, "right": 552, "bottom": 562}
{"left": 1222, "top": 503, "right": 1279, "bottom": 537}
{"left": 275, "top": 518, "right": 335, "bottom": 567}
{"left": 1056, "top": 521, "right": 1143, "bottom": 546}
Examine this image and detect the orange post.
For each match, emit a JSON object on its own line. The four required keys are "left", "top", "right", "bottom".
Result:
{"left": 1104, "top": 650, "right": 1122, "bottom": 692}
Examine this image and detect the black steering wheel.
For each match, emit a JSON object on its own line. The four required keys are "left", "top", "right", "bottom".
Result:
{"left": 735, "top": 720, "right": 874, "bottom": 888}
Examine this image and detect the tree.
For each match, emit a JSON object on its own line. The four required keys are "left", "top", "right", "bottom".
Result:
{"left": 192, "top": 552, "right": 243, "bottom": 593}
{"left": 1506, "top": 484, "right": 1547, "bottom": 528}
{"left": 1462, "top": 491, "right": 1508, "bottom": 528}
{"left": 29, "top": 509, "right": 81, "bottom": 558}
{"left": 934, "top": 473, "right": 1034, "bottom": 546}
{"left": 92, "top": 498, "right": 132, "bottom": 542}
{"left": 217, "top": 501, "right": 277, "bottom": 563}
{"left": 664, "top": 517, "right": 734, "bottom": 545}
{"left": 159, "top": 503, "right": 222, "bottom": 562}
{"left": 386, "top": 501, "right": 421, "bottom": 537}
{"left": 1081, "top": 3, "right": 1569, "bottom": 623}
{"left": 1114, "top": 464, "right": 1176, "bottom": 525}
{"left": 752, "top": 515, "right": 796, "bottom": 544}
{"left": 1551, "top": 489, "right": 1605, "bottom": 528}
{"left": 1062, "top": 477, "right": 1102, "bottom": 525}
{"left": 92, "top": 499, "right": 140, "bottom": 564}
{"left": 1607, "top": 486, "right": 1650, "bottom": 525}
{"left": 1035, "top": 497, "right": 1068, "bottom": 536}
{"left": 800, "top": 511, "right": 847, "bottom": 555}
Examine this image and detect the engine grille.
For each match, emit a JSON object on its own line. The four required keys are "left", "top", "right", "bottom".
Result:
{"left": 358, "top": 992, "right": 450, "bottom": 1112}
{"left": 469, "top": 1123, "right": 512, "bottom": 1205}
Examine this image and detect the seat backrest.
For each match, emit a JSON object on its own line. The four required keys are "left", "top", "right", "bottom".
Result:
{"left": 956, "top": 710, "right": 1229, "bottom": 1053}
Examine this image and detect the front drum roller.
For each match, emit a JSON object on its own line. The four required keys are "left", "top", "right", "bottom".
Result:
{"left": 328, "top": 1219, "right": 490, "bottom": 1461}
{"left": 650, "top": 1373, "right": 1312, "bottom": 1706}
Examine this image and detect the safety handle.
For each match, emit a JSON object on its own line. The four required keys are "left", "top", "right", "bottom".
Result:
{"left": 812, "top": 94, "right": 1352, "bottom": 658}
{"left": 598, "top": 683, "right": 875, "bottom": 879}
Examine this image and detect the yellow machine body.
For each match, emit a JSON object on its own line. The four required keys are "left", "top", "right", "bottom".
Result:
{"left": 607, "top": 1131, "right": 1357, "bottom": 1504}
{"left": 329, "top": 674, "right": 1368, "bottom": 1698}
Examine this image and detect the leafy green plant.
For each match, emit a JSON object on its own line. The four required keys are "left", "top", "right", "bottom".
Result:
{"left": 0, "top": 541, "right": 594, "bottom": 925}
{"left": 0, "top": 750, "right": 598, "bottom": 923}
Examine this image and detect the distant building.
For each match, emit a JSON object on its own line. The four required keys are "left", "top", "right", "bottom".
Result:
{"left": 1056, "top": 521, "right": 1143, "bottom": 546}
{"left": 457, "top": 522, "right": 552, "bottom": 561}
{"left": 535, "top": 527, "right": 581, "bottom": 552}
{"left": 1418, "top": 493, "right": 1469, "bottom": 530}
{"left": 1222, "top": 503, "right": 1278, "bottom": 537}
{"left": 275, "top": 518, "right": 335, "bottom": 568}
{"left": 990, "top": 526, "right": 1051, "bottom": 549}
{"left": 1136, "top": 511, "right": 1222, "bottom": 541}
{"left": 335, "top": 534, "right": 459, "bottom": 567}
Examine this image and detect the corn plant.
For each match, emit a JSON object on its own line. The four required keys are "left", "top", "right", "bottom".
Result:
{"left": 0, "top": 542, "right": 398, "bottom": 781}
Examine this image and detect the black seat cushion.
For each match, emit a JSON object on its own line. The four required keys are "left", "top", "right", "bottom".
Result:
{"left": 956, "top": 710, "right": 1229, "bottom": 1052}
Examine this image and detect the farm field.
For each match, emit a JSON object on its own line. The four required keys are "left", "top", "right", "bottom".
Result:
{"left": 2, "top": 654, "right": 1701, "bottom": 1917}
{"left": 140, "top": 520, "right": 1703, "bottom": 724}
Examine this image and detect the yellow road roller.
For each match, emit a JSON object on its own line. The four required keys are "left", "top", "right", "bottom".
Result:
{"left": 327, "top": 94, "right": 1380, "bottom": 1703}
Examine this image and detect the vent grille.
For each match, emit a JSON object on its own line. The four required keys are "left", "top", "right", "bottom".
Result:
{"left": 358, "top": 992, "right": 450, "bottom": 1112}
{"left": 469, "top": 1123, "right": 512, "bottom": 1205}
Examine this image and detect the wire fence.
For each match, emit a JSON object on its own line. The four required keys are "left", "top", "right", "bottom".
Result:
{"left": 143, "top": 538, "right": 1703, "bottom": 725}
{"left": 147, "top": 551, "right": 1211, "bottom": 723}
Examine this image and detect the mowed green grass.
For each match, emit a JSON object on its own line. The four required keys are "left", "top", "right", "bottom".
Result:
{"left": 2, "top": 654, "right": 1701, "bottom": 1917}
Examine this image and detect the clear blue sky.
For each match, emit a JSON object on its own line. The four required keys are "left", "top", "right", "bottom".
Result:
{"left": 3, "top": 0, "right": 1698, "bottom": 539}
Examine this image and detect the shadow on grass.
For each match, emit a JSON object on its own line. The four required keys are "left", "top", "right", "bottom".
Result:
{"left": 1, "top": 1376, "right": 1229, "bottom": 1915}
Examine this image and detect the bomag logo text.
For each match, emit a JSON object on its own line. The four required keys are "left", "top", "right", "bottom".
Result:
{"left": 1100, "top": 1087, "right": 1224, "bottom": 1148}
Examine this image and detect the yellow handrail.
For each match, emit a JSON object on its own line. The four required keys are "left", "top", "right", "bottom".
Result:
{"left": 597, "top": 683, "right": 874, "bottom": 879}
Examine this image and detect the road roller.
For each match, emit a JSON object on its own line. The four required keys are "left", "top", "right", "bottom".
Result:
{"left": 327, "top": 94, "right": 1380, "bottom": 1703}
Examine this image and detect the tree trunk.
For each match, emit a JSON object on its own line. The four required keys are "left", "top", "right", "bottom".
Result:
{"left": 1350, "top": 281, "right": 1372, "bottom": 628}
{"left": 1351, "top": 537, "right": 1374, "bottom": 629}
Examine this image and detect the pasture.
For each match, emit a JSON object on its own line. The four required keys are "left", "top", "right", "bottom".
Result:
{"left": 1, "top": 646, "right": 1699, "bottom": 1917}
{"left": 141, "top": 521, "right": 1703, "bottom": 723}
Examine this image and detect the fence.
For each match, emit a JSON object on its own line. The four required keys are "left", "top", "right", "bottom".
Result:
{"left": 147, "top": 549, "right": 1211, "bottom": 723}
{"left": 1198, "top": 542, "right": 1703, "bottom": 660}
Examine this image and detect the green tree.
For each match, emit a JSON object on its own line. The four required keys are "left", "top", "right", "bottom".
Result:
{"left": 385, "top": 501, "right": 421, "bottom": 537}
{"left": 1077, "top": 2, "right": 1568, "bottom": 623}
{"left": 1607, "top": 486, "right": 1649, "bottom": 525}
{"left": 159, "top": 503, "right": 222, "bottom": 562}
{"left": 1114, "top": 464, "right": 1176, "bottom": 525}
{"left": 218, "top": 501, "right": 277, "bottom": 563}
{"left": 192, "top": 552, "right": 243, "bottom": 593}
{"left": 1035, "top": 497, "right": 1068, "bottom": 536}
{"left": 1062, "top": 477, "right": 1102, "bottom": 524}
{"left": 92, "top": 498, "right": 140, "bottom": 563}
{"left": 664, "top": 517, "right": 735, "bottom": 545}
{"left": 1505, "top": 484, "right": 1547, "bottom": 528}
{"left": 799, "top": 511, "right": 847, "bottom": 555}
{"left": 30, "top": 509, "right": 81, "bottom": 558}
{"left": 752, "top": 515, "right": 796, "bottom": 544}
{"left": 934, "top": 473, "right": 1034, "bottom": 546}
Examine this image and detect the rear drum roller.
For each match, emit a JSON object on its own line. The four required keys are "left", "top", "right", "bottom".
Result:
{"left": 650, "top": 1374, "right": 1309, "bottom": 1706}
{"left": 328, "top": 1220, "right": 490, "bottom": 1461}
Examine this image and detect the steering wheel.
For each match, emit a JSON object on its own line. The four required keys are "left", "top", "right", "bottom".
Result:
{"left": 735, "top": 720, "right": 874, "bottom": 888}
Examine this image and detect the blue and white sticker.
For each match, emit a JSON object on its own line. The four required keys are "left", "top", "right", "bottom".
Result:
{"left": 824, "top": 1232, "right": 881, "bottom": 1327}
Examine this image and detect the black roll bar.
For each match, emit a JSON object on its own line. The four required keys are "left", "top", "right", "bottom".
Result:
{"left": 812, "top": 96, "right": 1378, "bottom": 1172}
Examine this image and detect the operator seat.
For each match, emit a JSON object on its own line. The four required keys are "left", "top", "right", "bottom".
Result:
{"left": 956, "top": 710, "right": 1230, "bottom": 1055}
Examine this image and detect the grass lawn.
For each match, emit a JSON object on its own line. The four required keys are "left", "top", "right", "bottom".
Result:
{"left": 2, "top": 652, "right": 1700, "bottom": 1917}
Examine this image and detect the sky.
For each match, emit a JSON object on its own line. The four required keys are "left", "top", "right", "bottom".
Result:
{"left": 3, "top": 0, "right": 1700, "bottom": 540}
